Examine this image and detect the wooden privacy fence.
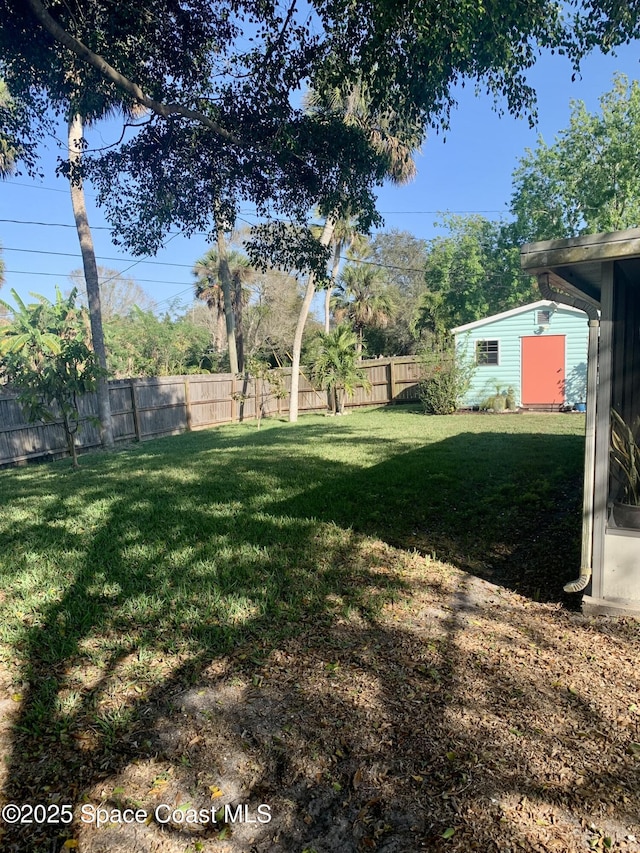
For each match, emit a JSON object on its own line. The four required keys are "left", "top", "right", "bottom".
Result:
{"left": 0, "top": 356, "right": 421, "bottom": 467}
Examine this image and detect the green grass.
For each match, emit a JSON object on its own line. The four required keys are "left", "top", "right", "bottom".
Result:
{"left": 0, "top": 406, "right": 585, "bottom": 742}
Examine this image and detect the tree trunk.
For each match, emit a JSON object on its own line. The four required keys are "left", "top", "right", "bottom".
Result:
{"left": 215, "top": 226, "right": 239, "bottom": 375}
{"left": 216, "top": 308, "right": 225, "bottom": 354}
{"left": 325, "top": 239, "right": 342, "bottom": 333}
{"left": 63, "top": 413, "right": 79, "bottom": 469}
{"left": 289, "top": 217, "right": 335, "bottom": 423}
{"left": 233, "top": 274, "right": 245, "bottom": 374}
{"left": 68, "top": 113, "right": 114, "bottom": 449}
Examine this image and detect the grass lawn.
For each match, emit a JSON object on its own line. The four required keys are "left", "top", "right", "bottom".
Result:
{"left": 0, "top": 406, "right": 639, "bottom": 852}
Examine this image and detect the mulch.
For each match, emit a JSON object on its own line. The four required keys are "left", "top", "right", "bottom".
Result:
{"left": 1, "top": 541, "right": 639, "bottom": 853}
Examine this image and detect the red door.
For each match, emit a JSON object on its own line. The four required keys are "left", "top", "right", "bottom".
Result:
{"left": 521, "top": 336, "right": 565, "bottom": 406}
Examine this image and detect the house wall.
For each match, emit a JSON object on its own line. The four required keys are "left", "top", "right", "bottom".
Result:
{"left": 455, "top": 303, "right": 589, "bottom": 408}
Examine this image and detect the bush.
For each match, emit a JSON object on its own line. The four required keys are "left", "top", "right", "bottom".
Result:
{"left": 418, "top": 336, "right": 475, "bottom": 415}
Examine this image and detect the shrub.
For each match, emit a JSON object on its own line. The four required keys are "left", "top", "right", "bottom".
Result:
{"left": 0, "top": 287, "right": 103, "bottom": 468}
{"left": 418, "top": 336, "right": 475, "bottom": 415}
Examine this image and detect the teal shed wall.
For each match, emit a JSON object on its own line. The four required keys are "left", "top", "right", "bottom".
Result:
{"left": 453, "top": 302, "right": 589, "bottom": 408}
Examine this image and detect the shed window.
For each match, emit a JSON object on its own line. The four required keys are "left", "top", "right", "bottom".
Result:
{"left": 537, "top": 310, "right": 551, "bottom": 325}
{"left": 476, "top": 340, "right": 499, "bottom": 365}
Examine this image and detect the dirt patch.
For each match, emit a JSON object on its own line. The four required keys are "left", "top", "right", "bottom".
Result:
{"left": 2, "top": 549, "right": 640, "bottom": 853}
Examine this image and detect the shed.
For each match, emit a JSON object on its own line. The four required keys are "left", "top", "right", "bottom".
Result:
{"left": 521, "top": 228, "right": 640, "bottom": 617}
{"left": 452, "top": 300, "right": 589, "bottom": 409}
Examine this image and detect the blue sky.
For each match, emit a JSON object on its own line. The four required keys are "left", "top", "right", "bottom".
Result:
{"left": 1, "top": 40, "right": 639, "bottom": 315}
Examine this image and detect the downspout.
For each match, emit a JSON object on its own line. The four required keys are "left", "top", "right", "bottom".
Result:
{"left": 538, "top": 274, "right": 599, "bottom": 593}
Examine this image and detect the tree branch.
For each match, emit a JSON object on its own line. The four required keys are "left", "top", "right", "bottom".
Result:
{"left": 264, "top": 0, "right": 298, "bottom": 65}
{"left": 24, "top": 0, "right": 241, "bottom": 146}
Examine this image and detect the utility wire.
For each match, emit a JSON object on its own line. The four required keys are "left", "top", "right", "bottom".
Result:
{"left": 4, "top": 269, "right": 193, "bottom": 287}
{"left": 3, "top": 244, "right": 535, "bottom": 281}
{"left": 2, "top": 245, "right": 195, "bottom": 269}
{"left": 0, "top": 217, "right": 112, "bottom": 231}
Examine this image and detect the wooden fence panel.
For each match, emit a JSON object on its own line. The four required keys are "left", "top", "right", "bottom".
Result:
{"left": 106, "top": 382, "right": 137, "bottom": 441}
{"left": 109, "top": 383, "right": 134, "bottom": 414}
{"left": 0, "top": 389, "right": 103, "bottom": 465}
{"left": 132, "top": 377, "right": 187, "bottom": 439}
{"left": 188, "top": 375, "right": 235, "bottom": 428}
{"left": 0, "top": 356, "right": 423, "bottom": 467}
{"left": 0, "top": 420, "right": 66, "bottom": 465}
{"left": 387, "top": 358, "right": 421, "bottom": 401}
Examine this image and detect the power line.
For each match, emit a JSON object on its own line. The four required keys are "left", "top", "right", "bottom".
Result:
{"left": 336, "top": 253, "right": 534, "bottom": 281}
{"left": 3, "top": 218, "right": 534, "bottom": 281}
{"left": 4, "top": 181, "right": 73, "bottom": 195}
{"left": 2, "top": 245, "right": 196, "bottom": 269}
{"left": 4, "top": 245, "right": 534, "bottom": 282}
{"left": 4, "top": 269, "right": 193, "bottom": 287}
{"left": 0, "top": 217, "right": 112, "bottom": 231}
{"left": 144, "top": 287, "right": 197, "bottom": 311}
{"left": 3, "top": 271, "right": 196, "bottom": 312}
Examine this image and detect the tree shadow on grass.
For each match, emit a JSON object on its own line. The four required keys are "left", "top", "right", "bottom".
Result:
{"left": 4, "top": 553, "right": 639, "bottom": 851}
{"left": 0, "top": 453, "right": 408, "bottom": 850}
{"left": 271, "top": 429, "right": 586, "bottom": 606}
{"left": 0, "top": 418, "right": 606, "bottom": 852}
{"left": 101, "top": 417, "right": 585, "bottom": 608}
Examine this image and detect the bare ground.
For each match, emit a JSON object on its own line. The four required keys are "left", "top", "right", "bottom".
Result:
{"left": 1, "top": 541, "right": 640, "bottom": 853}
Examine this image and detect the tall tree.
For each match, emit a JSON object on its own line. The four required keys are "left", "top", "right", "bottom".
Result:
{"left": 368, "top": 230, "right": 429, "bottom": 355}
{"left": 287, "top": 78, "right": 422, "bottom": 421}
{"left": 192, "top": 248, "right": 226, "bottom": 357}
{"left": 415, "top": 214, "right": 537, "bottom": 336}
{"left": 68, "top": 113, "right": 114, "bottom": 448}
{"left": 510, "top": 73, "right": 640, "bottom": 242}
{"left": 333, "top": 262, "right": 396, "bottom": 354}
{"left": 288, "top": 218, "right": 337, "bottom": 421}
{"left": 192, "top": 244, "right": 254, "bottom": 373}
{"left": 215, "top": 225, "right": 240, "bottom": 375}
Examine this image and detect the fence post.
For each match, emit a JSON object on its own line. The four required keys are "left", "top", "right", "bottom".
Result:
{"left": 130, "top": 379, "right": 142, "bottom": 441}
{"left": 184, "top": 377, "right": 192, "bottom": 431}
{"left": 388, "top": 359, "right": 397, "bottom": 403}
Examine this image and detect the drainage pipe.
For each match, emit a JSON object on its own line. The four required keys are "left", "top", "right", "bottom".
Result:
{"left": 537, "top": 274, "right": 599, "bottom": 593}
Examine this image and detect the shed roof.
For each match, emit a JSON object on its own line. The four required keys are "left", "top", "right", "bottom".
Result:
{"left": 450, "top": 299, "right": 585, "bottom": 335}
{"left": 520, "top": 227, "right": 640, "bottom": 305}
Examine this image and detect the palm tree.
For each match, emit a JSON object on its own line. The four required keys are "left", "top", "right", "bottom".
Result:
{"left": 312, "top": 212, "right": 368, "bottom": 333}
{"left": 68, "top": 112, "right": 114, "bottom": 448}
{"left": 311, "top": 79, "right": 421, "bottom": 185}
{"left": 288, "top": 80, "right": 422, "bottom": 422}
{"left": 307, "top": 324, "right": 370, "bottom": 414}
{"left": 192, "top": 245, "right": 254, "bottom": 372}
{"left": 193, "top": 248, "right": 227, "bottom": 356}
{"left": 333, "top": 262, "right": 395, "bottom": 355}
